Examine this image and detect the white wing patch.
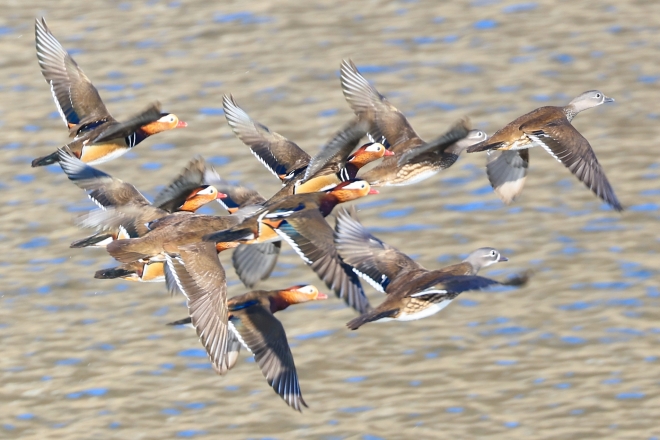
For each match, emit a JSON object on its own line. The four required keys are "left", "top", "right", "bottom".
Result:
{"left": 228, "top": 321, "right": 252, "bottom": 353}
{"left": 527, "top": 133, "right": 562, "bottom": 163}
{"left": 50, "top": 80, "right": 68, "bottom": 126}
{"left": 274, "top": 228, "right": 312, "bottom": 265}
{"left": 410, "top": 289, "right": 448, "bottom": 298}
{"left": 351, "top": 267, "right": 385, "bottom": 293}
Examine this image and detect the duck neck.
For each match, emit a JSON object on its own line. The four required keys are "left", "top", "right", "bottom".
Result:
{"left": 562, "top": 106, "right": 577, "bottom": 122}
{"left": 318, "top": 193, "right": 339, "bottom": 217}
{"left": 268, "top": 293, "right": 292, "bottom": 313}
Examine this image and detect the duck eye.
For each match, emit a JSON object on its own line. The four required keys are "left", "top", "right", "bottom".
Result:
{"left": 490, "top": 250, "right": 497, "bottom": 256}
{"left": 595, "top": 93, "right": 601, "bottom": 98}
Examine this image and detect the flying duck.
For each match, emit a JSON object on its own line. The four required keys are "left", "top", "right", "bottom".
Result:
{"left": 466, "top": 91, "right": 622, "bottom": 211}
{"left": 333, "top": 207, "right": 529, "bottom": 329}
{"left": 32, "top": 18, "right": 186, "bottom": 167}
{"left": 165, "top": 242, "right": 327, "bottom": 411}
{"left": 339, "top": 59, "right": 483, "bottom": 186}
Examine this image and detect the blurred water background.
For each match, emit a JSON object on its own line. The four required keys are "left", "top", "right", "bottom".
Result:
{"left": 0, "top": 1, "right": 659, "bottom": 438}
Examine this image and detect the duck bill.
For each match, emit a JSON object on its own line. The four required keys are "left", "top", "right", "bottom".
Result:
{"left": 316, "top": 292, "right": 328, "bottom": 300}
{"left": 604, "top": 96, "right": 615, "bottom": 103}
{"left": 498, "top": 256, "right": 509, "bottom": 262}
{"left": 368, "top": 188, "right": 379, "bottom": 195}
{"left": 383, "top": 150, "right": 395, "bottom": 156}
{"left": 176, "top": 120, "right": 188, "bottom": 128}
{"left": 216, "top": 192, "right": 228, "bottom": 199}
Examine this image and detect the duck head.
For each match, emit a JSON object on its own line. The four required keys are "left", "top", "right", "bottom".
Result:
{"left": 567, "top": 90, "right": 614, "bottom": 116}
{"left": 270, "top": 284, "right": 327, "bottom": 312}
{"left": 324, "top": 179, "right": 378, "bottom": 203}
{"left": 179, "top": 185, "right": 227, "bottom": 212}
{"left": 463, "top": 247, "right": 508, "bottom": 272}
{"left": 140, "top": 113, "right": 187, "bottom": 135}
{"left": 347, "top": 142, "right": 394, "bottom": 168}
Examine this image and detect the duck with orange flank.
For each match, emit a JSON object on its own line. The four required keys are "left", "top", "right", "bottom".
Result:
{"left": 166, "top": 242, "right": 327, "bottom": 411}
{"left": 223, "top": 95, "right": 392, "bottom": 198}
{"left": 32, "top": 18, "right": 186, "bottom": 167}
{"left": 339, "top": 59, "right": 486, "bottom": 186}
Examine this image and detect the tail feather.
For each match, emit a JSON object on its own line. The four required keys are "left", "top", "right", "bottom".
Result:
{"left": 94, "top": 267, "right": 136, "bottom": 279}
{"left": 203, "top": 228, "right": 254, "bottom": 243}
{"left": 167, "top": 317, "right": 192, "bottom": 326}
{"left": 466, "top": 141, "right": 502, "bottom": 153}
{"left": 70, "top": 232, "right": 114, "bottom": 248}
{"left": 500, "top": 269, "right": 533, "bottom": 287}
{"left": 31, "top": 151, "right": 60, "bottom": 167}
{"left": 106, "top": 239, "right": 153, "bottom": 263}
{"left": 346, "top": 308, "right": 396, "bottom": 330}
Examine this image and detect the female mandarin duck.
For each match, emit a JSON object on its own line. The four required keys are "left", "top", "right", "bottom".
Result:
{"left": 222, "top": 95, "right": 392, "bottom": 197}
{"left": 165, "top": 242, "right": 327, "bottom": 411}
{"left": 466, "top": 91, "right": 621, "bottom": 210}
{"left": 333, "top": 207, "right": 529, "bottom": 329}
{"left": 203, "top": 179, "right": 377, "bottom": 313}
{"left": 339, "top": 59, "right": 486, "bottom": 186}
{"left": 32, "top": 18, "right": 186, "bottom": 167}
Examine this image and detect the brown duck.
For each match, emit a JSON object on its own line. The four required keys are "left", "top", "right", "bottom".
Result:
{"left": 32, "top": 18, "right": 186, "bottom": 167}
{"left": 466, "top": 91, "right": 621, "bottom": 211}
{"left": 333, "top": 207, "right": 529, "bottom": 329}
{"left": 339, "top": 59, "right": 483, "bottom": 186}
{"left": 166, "top": 242, "right": 327, "bottom": 411}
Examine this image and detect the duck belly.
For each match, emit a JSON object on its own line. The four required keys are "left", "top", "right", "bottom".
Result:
{"left": 397, "top": 299, "right": 453, "bottom": 321}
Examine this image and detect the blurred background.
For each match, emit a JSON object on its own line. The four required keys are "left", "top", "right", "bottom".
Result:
{"left": 1, "top": 1, "right": 659, "bottom": 438}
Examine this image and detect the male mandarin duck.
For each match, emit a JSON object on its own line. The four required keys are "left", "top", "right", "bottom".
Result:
{"left": 465, "top": 91, "right": 622, "bottom": 210}
{"left": 339, "top": 60, "right": 485, "bottom": 186}
{"left": 31, "top": 18, "right": 186, "bottom": 167}
{"left": 165, "top": 242, "right": 327, "bottom": 411}
{"left": 333, "top": 207, "right": 529, "bottom": 329}
{"left": 203, "top": 179, "right": 377, "bottom": 313}
{"left": 59, "top": 151, "right": 221, "bottom": 249}
{"left": 222, "top": 95, "right": 392, "bottom": 197}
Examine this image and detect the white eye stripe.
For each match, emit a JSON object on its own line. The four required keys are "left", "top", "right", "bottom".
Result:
{"left": 196, "top": 187, "right": 216, "bottom": 196}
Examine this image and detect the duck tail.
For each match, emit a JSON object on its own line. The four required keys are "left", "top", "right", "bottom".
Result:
{"left": 70, "top": 233, "right": 114, "bottom": 248}
{"left": 466, "top": 141, "right": 501, "bottom": 153}
{"left": 203, "top": 227, "right": 254, "bottom": 243}
{"left": 31, "top": 151, "right": 60, "bottom": 167}
{"left": 94, "top": 266, "right": 136, "bottom": 280}
{"left": 106, "top": 239, "right": 153, "bottom": 263}
{"left": 167, "top": 317, "right": 192, "bottom": 326}
{"left": 346, "top": 308, "right": 396, "bottom": 330}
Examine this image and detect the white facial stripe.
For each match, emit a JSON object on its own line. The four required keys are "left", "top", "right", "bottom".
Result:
{"left": 343, "top": 181, "right": 367, "bottom": 191}
{"left": 157, "top": 114, "right": 176, "bottom": 123}
{"left": 196, "top": 186, "right": 216, "bottom": 196}
{"left": 365, "top": 143, "right": 383, "bottom": 152}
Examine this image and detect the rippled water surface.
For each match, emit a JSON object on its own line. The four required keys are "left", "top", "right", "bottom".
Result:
{"left": 1, "top": 1, "right": 659, "bottom": 438}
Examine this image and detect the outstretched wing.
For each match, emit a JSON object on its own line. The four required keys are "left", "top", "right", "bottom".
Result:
{"left": 523, "top": 120, "right": 622, "bottom": 211}
{"left": 229, "top": 306, "right": 307, "bottom": 411}
{"left": 486, "top": 149, "right": 529, "bottom": 204}
{"left": 165, "top": 243, "right": 231, "bottom": 375}
{"left": 334, "top": 206, "right": 422, "bottom": 293}
{"left": 301, "top": 118, "right": 369, "bottom": 182}
{"left": 223, "top": 94, "right": 310, "bottom": 180}
{"left": 274, "top": 210, "right": 371, "bottom": 314}
{"left": 35, "top": 18, "right": 110, "bottom": 127}
{"left": 340, "top": 59, "right": 419, "bottom": 150}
